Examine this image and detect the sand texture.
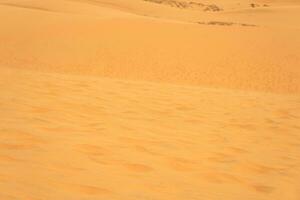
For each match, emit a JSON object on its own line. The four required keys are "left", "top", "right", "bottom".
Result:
{"left": 0, "top": 0, "right": 300, "bottom": 199}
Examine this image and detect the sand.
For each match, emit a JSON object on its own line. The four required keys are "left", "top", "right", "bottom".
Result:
{"left": 0, "top": 0, "right": 300, "bottom": 199}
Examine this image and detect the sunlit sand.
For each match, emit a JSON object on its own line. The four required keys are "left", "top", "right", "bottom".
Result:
{"left": 0, "top": 0, "right": 299, "bottom": 199}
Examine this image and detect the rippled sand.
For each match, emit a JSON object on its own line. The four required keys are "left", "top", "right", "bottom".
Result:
{"left": 0, "top": 0, "right": 300, "bottom": 199}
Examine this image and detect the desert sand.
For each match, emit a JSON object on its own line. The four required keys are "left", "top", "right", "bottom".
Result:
{"left": 0, "top": 0, "right": 300, "bottom": 199}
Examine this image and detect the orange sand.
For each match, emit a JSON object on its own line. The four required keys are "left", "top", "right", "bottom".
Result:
{"left": 0, "top": 0, "right": 300, "bottom": 199}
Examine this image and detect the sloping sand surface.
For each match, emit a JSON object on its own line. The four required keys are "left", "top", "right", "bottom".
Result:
{"left": 0, "top": 0, "right": 300, "bottom": 199}
{"left": 1, "top": 67, "right": 300, "bottom": 200}
{"left": 0, "top": 0, "right": 300, "bottom": 93}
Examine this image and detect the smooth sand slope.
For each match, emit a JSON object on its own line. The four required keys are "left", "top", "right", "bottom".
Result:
{"left": 0, "top": 0, "right": 300, "bottom": 199}
{"left": 1, "top": 0, "right": 300, "bottom": 93}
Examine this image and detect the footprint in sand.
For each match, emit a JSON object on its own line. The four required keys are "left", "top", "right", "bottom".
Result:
{"left": 76, "top": 144, "right": 107, "bottom": 156}
{"left": 69, "top": 184, "right": 112, "bottom": 195}
{"left": 251, "top": 184, "right": 274, "bottom": 193}
{"left": 123, "top": 163, "right": 153, "bottom": 172}
{"left": 166, "top": 157, "right": 198, "bottom": 171}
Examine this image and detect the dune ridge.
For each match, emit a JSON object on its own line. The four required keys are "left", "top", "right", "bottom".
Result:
{"left": 143, "top": 0, "right": 223, "bottom": 11}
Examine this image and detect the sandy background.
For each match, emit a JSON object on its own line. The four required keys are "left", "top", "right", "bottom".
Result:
{"left": 0, "top": 0, "right": 300, "bottom": 199}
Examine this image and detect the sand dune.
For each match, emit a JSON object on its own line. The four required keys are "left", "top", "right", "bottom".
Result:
{"left": 0, "top": 0, "right": 300, "bottom": 199}
{"left": 1, "top": 0, "right": 300, "bottom": 93}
